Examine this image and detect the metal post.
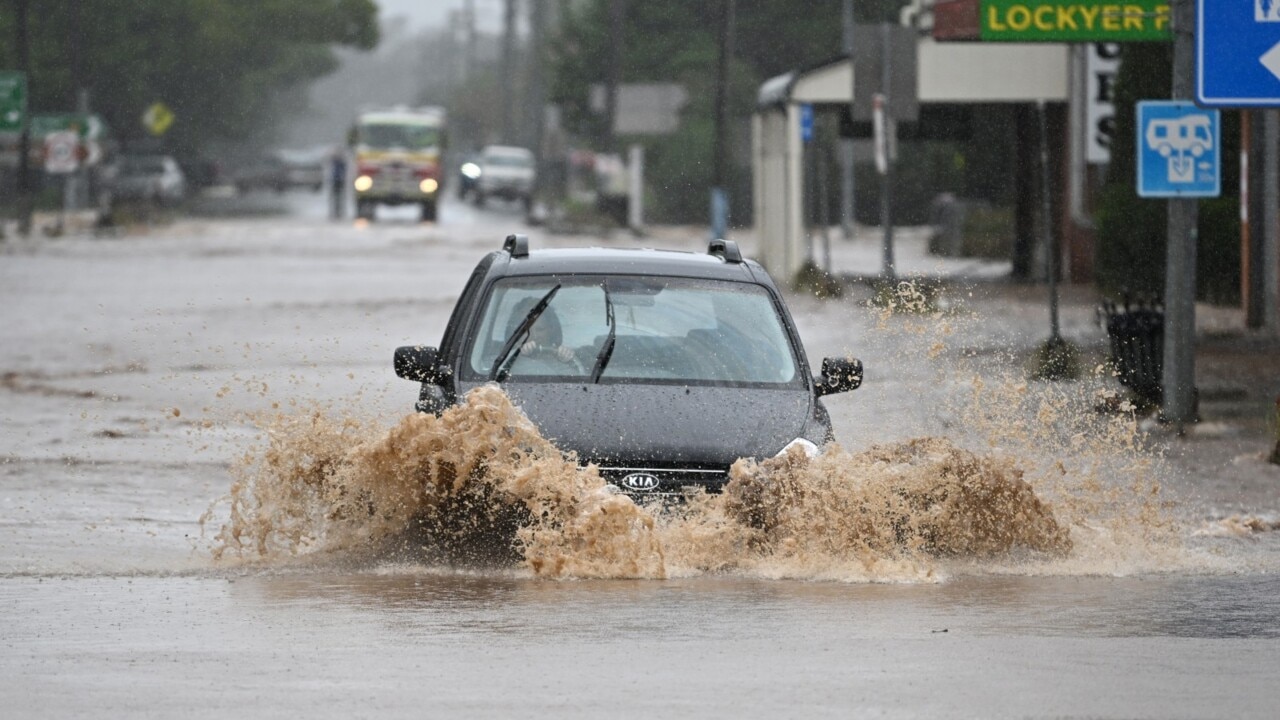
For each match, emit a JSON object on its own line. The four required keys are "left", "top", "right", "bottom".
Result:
{"left": 15, "top": 0, "right": 32, "bottom": 237}
{"left": 819, "top": 152, "right": 831, "bottom": 274}
{"left": 501, "top": 0, "right": 517, "bottom": 145}
{"left": 879, "top": 22, "right": 896, "bottom": 279}
{"left": 841, "top": 0, "right": 856, "bottom": 240}
{"left": 1162, "top": 0, "right": 1198, "bottom": 425}
{"left": 1242, "top": 112, "right": 1254, "bottom": 326}
{"left": 628, "top": 144, "right": 644, "bottom": 231}
{"left": 804, "top": 139, "right": 814, "bottom": 265}
{"left": 604, "top": 0, "right": 624, "bottom": 151}
{"left": 711, "top": 0, "right": 735, "bottom": 239}
{"left": 1264, "top": 110, "right": 1280, "bottom": 336}
{"left": 1038, "top": 100, "right": 1061, "bottom": 341}
{"left": 464, "top": 0, "right": 476, "bottom": 84}
{"left": 527, "top": 0, "right": 547, "bottom": 212}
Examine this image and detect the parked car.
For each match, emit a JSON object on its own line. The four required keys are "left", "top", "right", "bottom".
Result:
{"left": 473, "top": 145, "right": 535, "bottom": 210}
{"left": 230, "top": 155, "right": 289, "bottom": 194}
{"left": 394, "top": 234, "right": 863, "bottom": 498}
{"left": 112, "top": 155, "right": 187, "bottom": 205}
{"left": 277, "top": 148, "right": 327, "bottom": 192}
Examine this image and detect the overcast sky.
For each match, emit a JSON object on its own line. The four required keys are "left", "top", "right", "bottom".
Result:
{"left": 375, "top": 0, "right": 507, "bottom": 34}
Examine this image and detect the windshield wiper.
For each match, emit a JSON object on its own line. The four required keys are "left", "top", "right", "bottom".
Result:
{"left": 489, "top": 284, "right": 561, "bottom": 382}
{"left": 589, "top": 282, "right": 615, "bottom": 384}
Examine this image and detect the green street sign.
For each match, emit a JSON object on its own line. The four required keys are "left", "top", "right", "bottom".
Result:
{"left": 980, "top": 0, "right": 1171, "bottom": 41}
{"left": 0, "top": 71, "right": 26, "bottom": 133}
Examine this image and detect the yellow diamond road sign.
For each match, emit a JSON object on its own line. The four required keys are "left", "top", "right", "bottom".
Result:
{"left": 142, "top": 102, "right": 174, "bottom": 136}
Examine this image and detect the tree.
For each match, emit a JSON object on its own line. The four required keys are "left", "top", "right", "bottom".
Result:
{"left": 0, "top": 0, "right": 378, "bottom": 158}
{"left": 550, "top": 0, "right": 850, "bottom": 222}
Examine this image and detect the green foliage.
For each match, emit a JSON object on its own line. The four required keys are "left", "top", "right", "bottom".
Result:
{"left": 0, "top": 0, "right": 378, "bottom": 158}
{"left": 1197, "top": 197, "right": 1241, "bottom": 304}
{"left": 550, "top": 0, "right": 874, "bottom": 223}
{"left": 960, "top": 204, "right": 1014, "bottom": 259}
{"left": 1094, "top": 42, "right": 1241, "bottom": 305}
{"left": 1029, "top": 336, "right": 1081, "bottom": 382}
{"left": 1095, "top": 182, "right": 1166, "bottom": 296}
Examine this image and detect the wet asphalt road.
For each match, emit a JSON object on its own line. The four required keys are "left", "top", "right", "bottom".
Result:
{"left": 2, "top": 191, "right": 1278, "bottom": 718}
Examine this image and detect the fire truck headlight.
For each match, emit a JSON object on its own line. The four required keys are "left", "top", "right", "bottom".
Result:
{"left": 354, "top": 175, "right": 373, "bottom": 192}
{"left": 420, "top": 178, "right": 439, "bottom": 194}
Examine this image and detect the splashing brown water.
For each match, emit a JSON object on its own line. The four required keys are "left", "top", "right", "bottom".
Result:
{"left": 207, "top": 385, "right": 1103, "bottom": 581}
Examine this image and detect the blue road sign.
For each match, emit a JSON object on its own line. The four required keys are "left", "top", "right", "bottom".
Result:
{"left": 799, "top": 103, "right": 814, "bottom": 143}
{"left": 1137, "top": 101, "right": 1220, "bottom": 198}
{"left": 1197, "top": 0, "right": 1280, "bottom": 106}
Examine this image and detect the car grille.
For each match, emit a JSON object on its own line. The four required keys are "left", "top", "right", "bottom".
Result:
{"left": 595, "top": 465, "right": 731, "bottom": 497}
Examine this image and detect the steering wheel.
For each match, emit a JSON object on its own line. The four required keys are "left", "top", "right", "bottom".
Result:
{"left": 522, "top": 343, "right": 587, "bottom": 376}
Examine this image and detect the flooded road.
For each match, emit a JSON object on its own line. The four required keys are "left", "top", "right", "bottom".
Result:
{"left": 5, "top": 573, "right": 1279, "bottom": 718}
{"left": 3, "top": 191, "right": 1279, "bottom": 718}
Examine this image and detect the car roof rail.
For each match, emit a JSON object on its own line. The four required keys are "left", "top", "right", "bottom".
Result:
{"left": 707, "top": 238, "right": 742, "bottom": 264}
{"left": 503, "top": 233, "right": 530, "bottom": 258}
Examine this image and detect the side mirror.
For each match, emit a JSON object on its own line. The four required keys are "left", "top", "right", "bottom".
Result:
{"left": 394, "top": 345, "right": 448, "bottom": 383}
{"left": 815, "top": 357, "right": 863, "bottom": 396}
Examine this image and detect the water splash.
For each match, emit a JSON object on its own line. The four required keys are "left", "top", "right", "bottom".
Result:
{"left": 208, "top": 385, "right": 665, "bottom": 578}
{"left": 206, "top": 386, "right": 1107, "bottom": 582}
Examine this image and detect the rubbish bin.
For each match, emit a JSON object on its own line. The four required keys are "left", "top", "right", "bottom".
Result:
{"left": 1099, "top": 294, "right": 1164, "bottom": 408}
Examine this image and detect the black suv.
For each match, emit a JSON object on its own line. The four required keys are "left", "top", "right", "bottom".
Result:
{"left": 395, "top": 234, "right": 862, "bottom": 497}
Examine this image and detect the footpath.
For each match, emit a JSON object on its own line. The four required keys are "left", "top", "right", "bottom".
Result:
{"left": 634, "top": 222, "right": 1280, "bottom": 514}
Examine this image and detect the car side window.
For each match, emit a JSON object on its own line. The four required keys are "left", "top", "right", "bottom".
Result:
{"left": 467, "top": 283, "right": 608, "bottom": 377}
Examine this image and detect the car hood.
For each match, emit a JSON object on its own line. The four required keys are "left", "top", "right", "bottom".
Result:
{"left": 460, "top": 382, "right": 812, "bottom": 467}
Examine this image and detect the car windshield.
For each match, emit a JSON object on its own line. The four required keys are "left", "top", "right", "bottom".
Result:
{"left": 359, "top": 123, "right": 439, "bottom": 150}
{"left": 464, "top": 275, "right": 800, "bottom": 387}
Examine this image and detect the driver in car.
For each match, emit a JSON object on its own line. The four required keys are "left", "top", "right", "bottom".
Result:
{"left": 511, "top": 301, "right": 580, "bottom": 367}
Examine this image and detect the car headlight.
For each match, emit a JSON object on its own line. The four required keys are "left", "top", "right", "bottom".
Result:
{"left": 776, "top": 438, "right": 819, "bottom": 458}
{"left": 353, "top": 175, "right": 373, "bottom": 192}
{"left": 460, "top": 162, "right": 481, "bottom": 179}
{"left": 419, "top": 178, "right": 438, "bottom": 194}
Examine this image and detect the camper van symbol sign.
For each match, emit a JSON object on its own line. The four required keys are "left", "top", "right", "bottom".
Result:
{"left": 1137, "top": 101, "right": 1221, "bottom": 198}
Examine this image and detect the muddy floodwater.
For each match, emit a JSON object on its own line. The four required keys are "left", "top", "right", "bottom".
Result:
{"left": 3, "top": 195, "right": 1279, "bottom": 718}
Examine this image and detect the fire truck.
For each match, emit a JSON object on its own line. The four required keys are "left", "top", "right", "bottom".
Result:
{"left": 351, "top": 106, "right": 446, "bottom": 222}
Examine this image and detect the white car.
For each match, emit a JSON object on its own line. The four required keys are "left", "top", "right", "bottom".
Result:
{"left": 114, "top": 155, "right": 187, "bottom": 206}
{"left": 474, "top": 145, "right": 535, "bottom": 210}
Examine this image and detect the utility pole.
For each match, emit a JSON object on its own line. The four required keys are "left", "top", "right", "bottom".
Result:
{"left": 527, "top": 0, "right": 546, "bottom": 157}
{"left": 841, "top": 0, "right": 856, "bottom": 240}
{"left": 711, "top": 0, "right": 735, "bottom": 240}
{"left": 465, "top": 0, "right": 476, "bottom": 84}
{"left": 1162, "top": 0, "right": 1198, "bottom": 426}
{"left": 603, "top": 0, "right": 624, "bottom": 151}
{"left": 69, "top": 0, "right": 89, "bottom": 214}
{"left": 15, "top": 0, "right": 32, "bottom": 237}
{"left": 527, "top": 0, "right": 547, "bottom": 215}
{"left": 501, "top": 0, "right": 517, "bottom": 145}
